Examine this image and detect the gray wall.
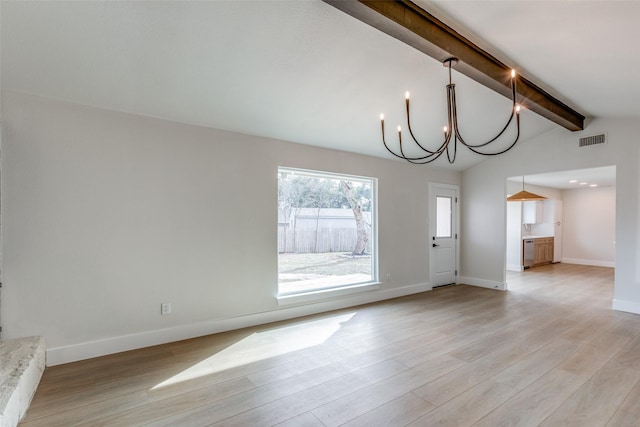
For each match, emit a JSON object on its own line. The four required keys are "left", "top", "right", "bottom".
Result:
{"left": 1, "top": 90, "right": 460, "bottom": 364}
{"left": 461, "top": 118, "right": 638, "bottom": 311}
{"left": 561, "top": 186, "right": 615, "bottom": 266}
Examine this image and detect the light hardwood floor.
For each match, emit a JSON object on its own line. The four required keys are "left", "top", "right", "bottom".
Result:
{"left": 20, "top": 263, "right": 640, "bottom": 426}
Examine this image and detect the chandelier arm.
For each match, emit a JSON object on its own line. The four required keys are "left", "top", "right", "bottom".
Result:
{"left": 381, "top": 121, "right": 421, "bottom": 160}
{"left": 459, "top": 110, "right": 516, "bottom": 149}
{"left": 395, "top": 145, "right": 447, "bottom": 162}
{"left": 401, "top": 149, "right": 448, "bottom": 164}
{"left": 445, "top": 86, "right": 457, "bottom": 164}
{"left": 465, "top": 113, "right": 521, "bottom": 156}
{"left": 455, "top": 113, "right": 519, "bottom": 155}
{"left": 446, "top": 135, "right": 457, "bottom": 163}
{"left": 404, "top": 156, "right": 442, "bottom": 164}
{"left": 454, "top": 78, "right": 520, "bottom": 149}
{"left": 382, "top": 140, "right": 415, "bottom": 160}
{"left": 382, "top": 120, "right": 448, "bottom": 162}
{"left": 399, "top": 132, "right": 447, "bottom": 164}
{"left": 453, "top": 107, "right": 517, "bottom": 150}
{"left": 406, "top": 97, "right": 446, "bottom": 155}
{"left": 399, "top": 135, "right": 448, "bottom": 162}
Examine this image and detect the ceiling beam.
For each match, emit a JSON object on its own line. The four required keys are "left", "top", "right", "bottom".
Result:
{"left": 323, "top": 0, "right": 585, "bottom": 131}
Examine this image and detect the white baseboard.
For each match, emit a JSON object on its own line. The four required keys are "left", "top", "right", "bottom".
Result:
{"left": 506, "top": 263, "right": 523, "bottom": 272}
{"left": 46, "top": 281, "right": 432, "bottom": 366}
{"left": 612, "top": 299, "right": 640, "bottom": 315}
{"left": 561, "top": 258, "right": 615, "bottom": 268}
{"left": 457, "top": 276, "right": 505, "bottom": 291}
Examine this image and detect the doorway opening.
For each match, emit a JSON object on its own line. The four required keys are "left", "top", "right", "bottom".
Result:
{"left": 504, "top": 166, "right": 616, "bottom": 290}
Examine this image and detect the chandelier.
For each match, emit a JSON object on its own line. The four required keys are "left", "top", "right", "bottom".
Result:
{"left": 380, "top": 58, "right": 521, "bottom": 164}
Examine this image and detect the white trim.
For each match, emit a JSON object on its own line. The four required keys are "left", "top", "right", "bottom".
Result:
{"left": 457, "top": 276, "right": 505, "bottom": 291}
{"left": 612, "top": 299, "right": 640, "bottom": 315}
{"left": 277, "top": 282, "right": 381, "bottom": 306}
{"left": 45, "top": 281, "right": 431, "bottom": 366}
{"left": 506, "top": 263, "right": 524, "bottom": 272}
{"left": 561, "top": 258, "right": 615, "bottom": 268}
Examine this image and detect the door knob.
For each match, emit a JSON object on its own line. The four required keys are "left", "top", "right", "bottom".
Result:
{"left": 433, "top": 243, "right": 440, "bottom": 247}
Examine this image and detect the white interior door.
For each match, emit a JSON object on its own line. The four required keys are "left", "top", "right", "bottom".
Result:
{"left": 429, "top": 183, "right": 459, "bottom": 287}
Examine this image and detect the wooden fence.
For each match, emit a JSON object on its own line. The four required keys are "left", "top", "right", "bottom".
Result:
{"left": 278, "top": 208, "right": 372, "bottom": 254}
{"left": 278, "top": 226, "right": 369, "bottom": 253}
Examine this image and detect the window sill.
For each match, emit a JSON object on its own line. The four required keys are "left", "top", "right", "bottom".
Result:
{"left": 277, "top": 282, "right": 381, "bottom": 306}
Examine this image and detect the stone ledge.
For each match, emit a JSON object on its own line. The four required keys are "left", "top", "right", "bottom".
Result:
{"left": 0, "top": 337, "right": 46, "bottom": 427}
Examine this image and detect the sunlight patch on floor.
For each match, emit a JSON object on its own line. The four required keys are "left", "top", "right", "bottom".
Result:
{"left": 151, "top": 312, "right": 356, "bottom": 390}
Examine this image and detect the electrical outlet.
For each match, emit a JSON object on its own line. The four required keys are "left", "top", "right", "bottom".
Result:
{"left": 161, "top": 302, "right": 172, "bottom": 315}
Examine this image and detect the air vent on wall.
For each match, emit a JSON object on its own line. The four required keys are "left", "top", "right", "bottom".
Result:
{"left": 579, "top": 133, "right": 606, "bottom": 147}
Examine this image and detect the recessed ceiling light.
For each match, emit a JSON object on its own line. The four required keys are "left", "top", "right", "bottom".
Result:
{"left": 590, "top": 184, "right": 598, "bottom": 187}
{"left": 579, "top": 182, "right": 588, "bottom": 185}
{"left": 569, "top": 180, "right": 578, "bottom": 183}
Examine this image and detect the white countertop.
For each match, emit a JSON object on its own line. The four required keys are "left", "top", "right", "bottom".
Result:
{"left": 522, "top": 235, "right": 553, "bottom": 239}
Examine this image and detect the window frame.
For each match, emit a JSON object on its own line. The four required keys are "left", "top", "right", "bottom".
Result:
{"left": 276, "top": 167, "right": 379, "bottom": 305}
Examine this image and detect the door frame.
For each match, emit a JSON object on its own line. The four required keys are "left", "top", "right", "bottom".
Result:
{"left": 428, "top": 182, "right": 460, "bottom": 287}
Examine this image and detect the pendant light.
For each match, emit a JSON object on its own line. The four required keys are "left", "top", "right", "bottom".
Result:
{"left": 507, "top": 177, "right": 546, "bottom": 202}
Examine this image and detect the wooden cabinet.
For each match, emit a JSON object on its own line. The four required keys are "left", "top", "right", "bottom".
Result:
{"left": 533, "top": 237, "right": 554, "bottom": 266}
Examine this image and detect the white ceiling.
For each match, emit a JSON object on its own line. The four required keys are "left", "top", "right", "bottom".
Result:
{"left": 508, "top": 165, "right": 616, "bottom": 190}
{"left": 2, "top": 0, "right": 639, "bottom": 176}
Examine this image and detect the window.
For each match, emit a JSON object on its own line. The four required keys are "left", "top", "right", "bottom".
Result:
{"left": 278, "top": 168, "right": 376, "bottom": 296}
{"left": 435, "top": 196, "right": 452, "bottom": 238}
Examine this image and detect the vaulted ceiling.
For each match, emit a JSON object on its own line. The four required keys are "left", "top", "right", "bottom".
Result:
{"left": 2, "top": 1, "right": 639, "bottom": 172}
